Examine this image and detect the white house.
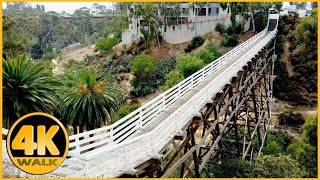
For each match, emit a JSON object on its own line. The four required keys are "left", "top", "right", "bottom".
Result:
{"left": 121, "top": 3, "right": 250, "bottom": 45}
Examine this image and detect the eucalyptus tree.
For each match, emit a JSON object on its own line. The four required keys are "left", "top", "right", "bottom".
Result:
{"left": 158, "top": 2, "right": 170, "bottom": 41}
{"left": 219, "top": 2, "right": 274, "bottom": 32}
{"left": 220, "top": 2, "right": 248, "bottom": 25}
{"left": 131, "top": 3, "right": 161, "bottom": 52}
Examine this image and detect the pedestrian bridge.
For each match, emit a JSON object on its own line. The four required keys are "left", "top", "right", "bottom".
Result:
{"left": 2, "top": 14, "right": 279, "bottom": 178}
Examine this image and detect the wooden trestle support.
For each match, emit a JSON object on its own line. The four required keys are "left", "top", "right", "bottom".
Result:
{"left": 121, "top": 37, "right": 277, "bottom": 178}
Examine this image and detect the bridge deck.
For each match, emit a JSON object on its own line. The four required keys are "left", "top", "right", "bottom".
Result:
{"left": 55, "top": 31, "right": 274, "bottom": 178}
{"left": 127, "top": 32, "right": 272, "bottom": 140}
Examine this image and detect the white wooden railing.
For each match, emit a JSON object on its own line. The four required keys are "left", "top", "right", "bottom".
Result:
{"left": 2, "top": 14, "right": 279, "bottom": 178}
{"left": 67, "top": 27, "right": 268, "bottom": 158}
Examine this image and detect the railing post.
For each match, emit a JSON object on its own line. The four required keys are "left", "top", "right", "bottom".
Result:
{"left": 191, "top": 76, "right": 194, "bottom": 89}
{"left": 202, "top": 69, "right": 205, "bottom": 80}
{"left": 110, "top": 128, "right": 114, "bottom": 143}
{"left": 75, "top": 137, "right": 81, "bottom": 156}
{"left": 178, "top": 84, "right": 181, "bottom": 98}
{"left": 162, "top": 94, "right": 166, "bottom": 109}
{"left": 138, "top": 109, "right": 143, "bottom": 128}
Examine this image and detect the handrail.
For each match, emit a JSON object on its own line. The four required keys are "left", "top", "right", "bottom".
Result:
{"left": 66, "top": 27, "right": 268, "bottom": 156}
{"left": 65, "top": 19, "right": 273, "bottom": 156}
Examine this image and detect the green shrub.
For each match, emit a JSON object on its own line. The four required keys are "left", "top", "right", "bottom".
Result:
{"left": 130, "top": 77, "right": 156, "bottom": 96}
{"left": 250, "top": 155, "right": 307, "bottom": 178}
{"left": 206, "top": 43, "right": 221, "bottom": 56}
{"left": 267, "top": 131, "right": 295, "bottom": 151}
{"left": 130, "top": 54, "right": 156, "bottom": 80}
{"left": 184, "top": 36, "right": 205, "bottom": 53}
{"left": 235, "top": 21, "right": 245, "bottom": 34}
{"left": 204, "top": 32, "right": 214, "bottom": 41}
{"left": 177, "top": 55, "right": 204, "bottom": 77}
{"left": 286, "top": 140, "right": 313, "bottom": 160}
{"left": 215, "top": 22, "right": 226, "bottom": 34}
{"left": 155, "top": 56, "right": 177, "bottom": 82}
{"left": 110, "top": 103, "right": 141, "bottom": 124}
{"left": 279, "top": 111, "right": 304, "bottom": 126}
{"left": 119, "top": 54, "right": 131, "bottom": 73}
{"left": 131, "top": 56, "right": 176, "bottom": 97}
{"left": 226, "top": 25, "right": 235, "bottom": 35}
{"left": 42, "top": 51, "right": 58, "bottom": 60}
{"left": 64, "top": 58, "right": 79, "bottom": 70}
{"left": 95, "top": 37, "right": 115, "bottom": 53}
{"left": 226, "top": 22, "right": 244, "bottom": 35}
{"left": 205, "top": 155, "right": 307, "bottom": 178}
{"left": 161, "top": 71, "right": 184, "bottom": 91}
{"left": 303, "top": 115, "right": 317, "bottom": 147}
{"left": 205, "top": 158, "right": 251, "bottom": 178}
{"left": 197, "top": 49, "right": 216, "bottom": 64}
{"left": 263, "top": 141, "right": 282, "bottom": 155}
{"left": 221, "top": 35, "right": 239, "bottom": 47}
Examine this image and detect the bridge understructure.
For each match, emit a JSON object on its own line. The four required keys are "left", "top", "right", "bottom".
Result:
{"left": 122, "top": 38, "right": 277, "bottom": 178}
{"left": 2, "top": 14, "right": 279, "bottom": 178}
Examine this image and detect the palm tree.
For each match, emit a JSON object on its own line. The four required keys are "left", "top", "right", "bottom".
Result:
{"left": 3, "top": 55, "right": 61, "bottom": 128}
{"left": 61, "top": 66, "right": 119, "bottom": 134}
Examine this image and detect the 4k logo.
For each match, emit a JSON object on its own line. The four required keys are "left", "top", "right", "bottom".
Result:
{"left": 7, "top": 112, "right": 68, "bottom": 175}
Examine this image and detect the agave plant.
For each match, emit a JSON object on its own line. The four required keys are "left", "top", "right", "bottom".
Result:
{"left": 3, "top": 55, "right": 61, "bottom": 128}
{"left": 61, "top": 66, "right": 120, "bottom": 134}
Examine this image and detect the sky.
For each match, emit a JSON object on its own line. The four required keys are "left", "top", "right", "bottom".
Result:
{"left": 2, "top": 2, "right": 113, "bottom": 13}
{"left": 2, "top": 2, "right": 313, "bottom": 14}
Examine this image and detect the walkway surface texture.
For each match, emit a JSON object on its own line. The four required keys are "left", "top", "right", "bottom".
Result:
{"left": 2, "top": 14, "right": 279, "bottom": 178}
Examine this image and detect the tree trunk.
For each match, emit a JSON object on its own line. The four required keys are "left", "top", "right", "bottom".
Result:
{"left": 72, "top": 124, "right": 78, "bottom": 135}
{"left": 251, "top": 11, "right": 255, "bottom": 32}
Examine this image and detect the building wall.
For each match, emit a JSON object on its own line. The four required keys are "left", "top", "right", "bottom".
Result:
{"left": 162, "top": 15, "right": 250, "bottom": 44}
{"left": 121, "top": 4, "right": 250, "bottom": 45}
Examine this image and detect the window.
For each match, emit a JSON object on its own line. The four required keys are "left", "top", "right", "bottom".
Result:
{"left": 197, "top": 8, "right": 206, "bottom": 16}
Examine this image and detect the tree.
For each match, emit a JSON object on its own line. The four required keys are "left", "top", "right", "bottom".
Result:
{"left": 3, "top": 55, "right": 60, "bottom": 128}
{"left": 197, "top": 49, "right": 216, "bottom": 64}
{"left": 215, "top": 23, "right": 226, "bottom": 34}
{"left": 110, "top": 103, "right": 141, "bottom": 124}
{"left": 176, "top": 55, "right": 204, "bottom": 77}
{"left": 206, "top": 43, "right": 221, "bottom": 58}
{"left": 197, "top": 43, "right": 221, "bottom": 64}
{"left": 61, "top": 66, "right": 119, "bottom": 134}
{"left": 263, "top": 141, "right": 282, "bottom": 155}
{"left": 303, "top": 115, "right": 317, "bottom": 147}
{"left": 285, "top": 139, "right": 317, "bottom": 177}
{"left": 134, "top": 3, "right": 161, "bottom": 52}
{"left": 92, "top": 3, "right": 107, "bottom": 14}
{"left": 2, "top": 15, "right": 27, "bottom": 57}
{"left": 219, "top": 2, "right": 249, "bottom": 25}
{"left": 250, "top": 155, "right": 307, "bottom": 178}
{"left": 130, "top": 54, "right": 156, "bottom": 80}
{"left": 95, "top": 37, "right": 115, "bottom": 53}
{"left": 205, "top": 158, "right": 251, "bottom": 178}
{"left": 161, "top": 71, "right": 184, "bottom": 91}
